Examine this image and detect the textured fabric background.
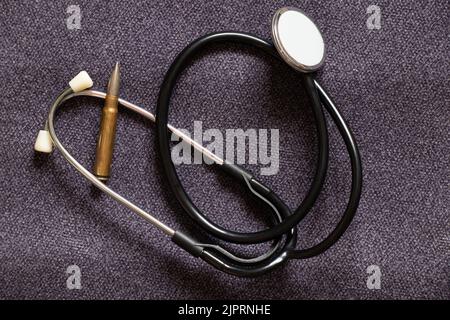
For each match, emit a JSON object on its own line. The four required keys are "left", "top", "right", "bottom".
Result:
{"left": 0, "top": 0, "right": 448, "bottom": 299}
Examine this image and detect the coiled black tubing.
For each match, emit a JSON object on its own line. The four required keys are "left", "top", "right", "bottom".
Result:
{"left": 156, "top": 32, "right": 363, "bottom": 276}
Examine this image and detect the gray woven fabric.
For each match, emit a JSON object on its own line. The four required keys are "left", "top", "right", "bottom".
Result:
{"left": 0, "top": 0, "right": 448, "bottom": 299}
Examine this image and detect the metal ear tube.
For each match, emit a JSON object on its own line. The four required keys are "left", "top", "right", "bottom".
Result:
{"left": 34, "top": 70, "right": 94, "bottom": 154}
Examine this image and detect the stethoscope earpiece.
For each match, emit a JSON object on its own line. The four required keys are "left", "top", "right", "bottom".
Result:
{"left": 69, "top": 71, "right": 94, "bottom": 93}
{"left": 34, "top": 130, "right": 53, "bottom": 153}
{"left": 272, "top": 7, "right": 325, "bottom": 73}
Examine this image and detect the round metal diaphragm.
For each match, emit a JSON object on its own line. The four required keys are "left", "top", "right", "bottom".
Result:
{"left": 272, "top": 7, "right": 325, "bottom": 73}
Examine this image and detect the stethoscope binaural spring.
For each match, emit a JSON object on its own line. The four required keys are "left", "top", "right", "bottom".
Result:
{"left": 35, "top": 7, "right": 362, "bottom": 276}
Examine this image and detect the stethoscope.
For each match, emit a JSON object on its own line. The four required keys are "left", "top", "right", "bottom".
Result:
{"left": 35, "top": 7, "right": 362, "bottom": 277}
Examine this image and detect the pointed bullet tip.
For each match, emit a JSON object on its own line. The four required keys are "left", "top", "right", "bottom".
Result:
{"left": 107, "top": 62, "right": 120, "bottom": 95}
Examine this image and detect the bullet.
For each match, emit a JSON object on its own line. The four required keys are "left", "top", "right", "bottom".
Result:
{"left": 93, "top": 62, "right": 120, "bottom": 182}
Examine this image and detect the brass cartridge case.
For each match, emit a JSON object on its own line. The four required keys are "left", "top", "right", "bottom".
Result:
{"left": 93, "top": 63, "right": 120, "bottom": 181}
{"left": 93, "top": 95, "right": 118, "bottom": 180}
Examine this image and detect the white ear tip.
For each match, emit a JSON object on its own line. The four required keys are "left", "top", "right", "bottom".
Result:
{"left": 34, "top": 130, "right": 53, "bottom": 153}
{"left": 69, "top": 71, "right": 93, "bottom": 92}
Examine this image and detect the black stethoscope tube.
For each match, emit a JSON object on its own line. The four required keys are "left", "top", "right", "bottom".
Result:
{"left": 157, "top": 32, "right": 362, "bottom": 276}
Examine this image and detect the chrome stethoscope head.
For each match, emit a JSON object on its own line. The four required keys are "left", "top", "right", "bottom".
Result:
{"left": 271, "top": 7, "right": 325, "bottom": 73}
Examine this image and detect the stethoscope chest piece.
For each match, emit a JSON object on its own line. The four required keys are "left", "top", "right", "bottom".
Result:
{"left": 272, "top": 7, "right": 325, "bottom": 72}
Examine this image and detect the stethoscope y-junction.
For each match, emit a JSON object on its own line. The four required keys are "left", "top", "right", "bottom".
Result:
{"left": 34, "top": 7, "right": 362, "bottom": 276}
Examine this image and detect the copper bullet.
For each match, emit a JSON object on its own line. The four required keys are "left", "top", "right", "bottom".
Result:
{"left": 93, "top": 62, "right": 120, "bottom": 182}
